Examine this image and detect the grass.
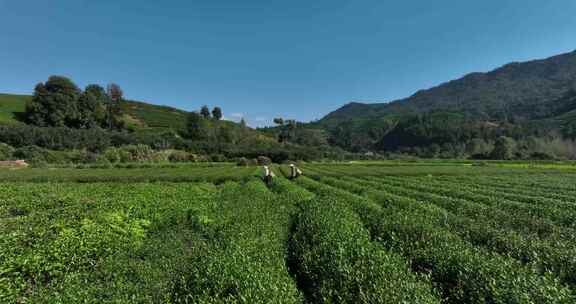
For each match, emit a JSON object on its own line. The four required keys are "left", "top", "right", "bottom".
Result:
{"left": 0, "top": 93, "right": 29, "bottom": 124}
{"left": 122, "top": 100, "right": 188, "bottom": 131}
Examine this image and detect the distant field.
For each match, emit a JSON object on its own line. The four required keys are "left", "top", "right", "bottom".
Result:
{"left": 122, "top": 99, "right": 188, "bottom": 131}
{"left": 0, "top": 163, "right": 254, "bottom": 183}
{"left": 0, "top": 93, "right": 29, "bottom": 124}
{"left": 2, "top": 162, "right": 576, "bottom": 302}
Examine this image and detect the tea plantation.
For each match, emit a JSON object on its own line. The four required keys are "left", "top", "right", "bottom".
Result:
{"left": 2, "top": 162, "right": 576, "bottom": 303}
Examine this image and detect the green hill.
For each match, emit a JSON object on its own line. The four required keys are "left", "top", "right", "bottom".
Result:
{"left": 0, "top": 93, "right": 189, "bottom": 131}
{"left": 313, "top": 50, "right": 576, "bottom": 153}
{"left": 0, "top": 94, "right": 29, "bottom": 124}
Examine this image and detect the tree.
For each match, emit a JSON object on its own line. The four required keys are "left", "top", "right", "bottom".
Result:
{"left": 186, "top": 112, "right": 210, "bottom": 140}
{"left": 77, "top": 91, "right": 99, "bottom": 129}
{"left": 240, "top": 118, "right": 247, "bottom": 127}
{"left": 217, "top": 123, "right": 235, "bottom": 143}
{"left": 77, "top": 84, "right": 108, "bottom": 129}
{"left": 0, "top": 143, "right": 14, "bottom": 160}
{"left": 466, "top": 138, "right": 491, "bottom": 158}
{"left": 273, "top": 118, "right": 284, "bottom": 126}
{"left": 25, "top": 76, "right": 81, "bottom": 127}
{"left": 293, "top": 129, "right": 329, "bottom": 147}
{"left": 106, "top": 83, "right": 123, "bottom": 103}
{"left": 84, "top": 85, "right": 109, "bottom": 126}
{"left": 212, "top": 107, "right": 223, "bottom": 120}
{"left": 106, "top": 83, "right": 124, "bottom": 129}
{"left": 491, "top": 136, "right": 516, "bottom": 159}
{"left": 278, "top": 119, "right": 298, "bottom": 143}
{"left": 200, "top": 105, "right": 211, "bottom": 119}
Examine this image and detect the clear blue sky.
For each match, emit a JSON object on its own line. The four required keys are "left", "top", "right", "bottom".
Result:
{"left": 1, "top": 1, "right": 575, "bottom": 126}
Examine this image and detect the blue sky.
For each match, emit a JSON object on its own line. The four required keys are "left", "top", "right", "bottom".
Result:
{"left": 1, "top": 1, "right": 575, "bottom": 126}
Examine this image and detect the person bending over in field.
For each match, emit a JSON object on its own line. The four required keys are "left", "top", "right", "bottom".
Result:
{"left": 289, "top": 164, "right": 303, "bottom": 180}
{"left": 263, "top": 165, "right": 275, "bottom": 185}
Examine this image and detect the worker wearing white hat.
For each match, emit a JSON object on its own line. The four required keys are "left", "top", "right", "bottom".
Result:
{"left": 263, "top": 165, "right": 275, "bottom": 185}
{"left": 289, "top": 164, "right": 303, "bottom": 180}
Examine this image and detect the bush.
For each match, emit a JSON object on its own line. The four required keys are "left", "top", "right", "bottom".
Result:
{"left": 103, "top": 148, "right": 122, "bottom": 163}
{"left": 195, "top": 155, "right": 210, "bottom": 162}
{"left": 530, "top": 152, "right": 556, "bottom": 160}
{"left": 236, "top": 157, "right": 250, "bottom": 166}
{"left": 168, "top": 150, "right": 192, "bottom": 162}
{"left": 119, "top": 145, "right": 154, "bottom": 162}
{"left": 0, "top": 142, "right": 15, "bottom": 160}
{"left": 210, "top": 154, "right": 227, "bottom": 162}
{"left": 257, "top": 156, "right": 272, "bottom": 165}
{"left": 13, "top": 145, "right": 52, "bottom": 164}
{"left": 151, "top": 150, "right": 171, "bottom": 162}
{"left": 290, "top": 197, "right": 440, "bottom": 303}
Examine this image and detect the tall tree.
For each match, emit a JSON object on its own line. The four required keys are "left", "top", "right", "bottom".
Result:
{"left": 240, "top": 118, "right": 247, "bottom": 127}
{"left": 186, "top": 112, "right": 210, "bottom": 140}
{"left": 106, "top": 83, "right": 124, "bottom": 129}
{"left": 491, "top": 136, "right": 516, "bottom": 159}
{"left": 84, "top": 85, "right": 109, "bottom": 126}
{"left": 212, "top": 107, "right": 223, "bottom": 120}
{"left": 218, "top": 123, "right": 235, "bottom": 143}
{"left": 76, "top": 84, "right": 108, "bottom": 129}
{"left": 24, "top": 76, "right": 81, "bottom": 127}
{"left": 77, "top": 91, "right": 98, "bottom": 129}
{"left": 200, "top": 105, "right": 211, "bottom": 119}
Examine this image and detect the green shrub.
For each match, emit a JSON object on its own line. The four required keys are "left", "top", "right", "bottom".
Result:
{"left": 168, "top": 150, "right": 192, "bottom": 162}
{"left": 119, "top": 144, "right": 155, "bottom": 162}
{"left": 236, "top": 157, "right": 250, "bottom": 166}
{"left": 172, "top": 181, "right": 302, "bottom": 303}
{"left": 0, "top": 142, "right": 15, "bottom": 160}
{"left": 257, "top": 155, "right": 272, "bottom": 165}
{"left": 210, "top": 154, "right": 227, "bottom": 162}
{"left": 104, "top": 147, "right": 122, "bottom": 163}
{"left": 290, "top": 197, "right": 440, "bottom": 303}
{"left": 13, "top": 145, "right": 51, "bottom": 164}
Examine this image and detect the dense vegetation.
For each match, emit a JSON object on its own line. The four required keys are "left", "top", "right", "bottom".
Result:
{"left": 308, "top": 50, "right": 576, "bottom": 158}
{"left": 3, "top": 51, "right": 576, "bottom": 161}
{"left": 3, "top": 162, "right": 576, "bottom": 302}
{"left": 0, "top": 76, "right": 340, "bottom": 164}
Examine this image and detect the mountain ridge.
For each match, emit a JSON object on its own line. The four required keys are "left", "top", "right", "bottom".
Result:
{"left": 322, "top": 49, "right": 576, "bottom": 124}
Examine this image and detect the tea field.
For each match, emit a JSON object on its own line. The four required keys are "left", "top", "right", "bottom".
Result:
{"left": 2, "top": 162, "right": 576, "bottom": 303}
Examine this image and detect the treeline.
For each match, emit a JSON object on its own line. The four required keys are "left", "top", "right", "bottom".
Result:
{"left": 25, "top": 76, "right": 126, "bottom": 130}
{"left": 258, "top": 118, "right": 331, "bottom": 147}
{"left": 0, "top": 75, "right": 352, "bottom": 164}
{"left": 0, "top": 123, "right": 340, "bottom": 165}
{"left": 316, "top": 109, "right": 576, "bottom": 160}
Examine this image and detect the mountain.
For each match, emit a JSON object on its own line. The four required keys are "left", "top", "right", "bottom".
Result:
{"left": 0, "top": 93, "right": 188, "bottom": 131}
{"left": 315, "top": 50, "right": 576, "bottom": 156}
{"left": 322, "top": 50, "right": 576, "bottom": 125}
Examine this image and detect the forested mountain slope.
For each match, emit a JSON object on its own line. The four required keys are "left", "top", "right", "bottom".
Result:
{"left": 322, "top": 50, "right": 576, "bottom": 125}
{"left": 315, "top": 50, "right": 576, "bottom": 157}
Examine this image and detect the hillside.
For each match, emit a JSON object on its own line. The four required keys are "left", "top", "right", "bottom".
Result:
{"left": 313, "top": 50, "right": 576, "bottom": 156}
{"left": 322, "top": 50, "right": 576, "bottom": 125}
{"left": 0, "top": 93, "right": 188, "bottom": 131}
{"left": 0, "top": 94, "right": 28, "bottom": 124}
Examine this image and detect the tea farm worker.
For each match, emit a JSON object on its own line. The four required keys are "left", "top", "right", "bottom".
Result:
{"left": 290, "top": 164, "right": 303, "bottom": 179}
{"left": 263, "top": 165, "right": 275, "bottom": 184}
